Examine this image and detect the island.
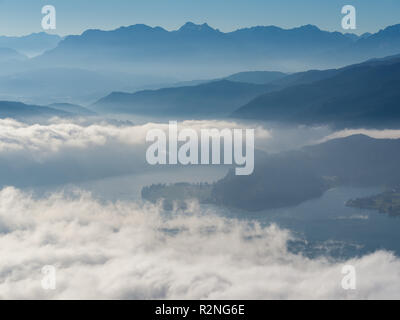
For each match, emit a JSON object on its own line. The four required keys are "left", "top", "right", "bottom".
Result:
{"left": 346, "top": 187, "right": 400, "bottom": 216}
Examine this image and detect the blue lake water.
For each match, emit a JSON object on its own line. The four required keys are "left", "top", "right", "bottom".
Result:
{"left": 215, "top": 186, "right": 400, "bottom": 259}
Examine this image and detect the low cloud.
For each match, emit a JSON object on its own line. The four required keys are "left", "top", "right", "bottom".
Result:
{"left": 0, "top": 119, "right": 271, "bottom": 188}
{"left": 0, "top": 118, "right": 270, "bottom": 154}
{"left": 0, "top": 187, "right": 399, "bottom": 300}
{"left": 320, "top": 129, "right": 400, "bottom": 142}
{"left": 0, "top": 118, "right": 149, "bottom": 154}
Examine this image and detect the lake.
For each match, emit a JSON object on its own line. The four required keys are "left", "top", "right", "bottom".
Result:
{"left": 215, "top": 186, "right": 400, "bottom": 259}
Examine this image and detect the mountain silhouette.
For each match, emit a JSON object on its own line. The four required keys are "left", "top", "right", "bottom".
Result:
{"left": 233, "top": 55, "right": 400, "bottom": 128}
{"left": 29, "top": 22, "right": 400, "bottom": 77}
{"left": 0, "top": 100, "right": 72, "bottom": 120}
{"left": 92, "top": 80, "right": 272, "bottom": 117}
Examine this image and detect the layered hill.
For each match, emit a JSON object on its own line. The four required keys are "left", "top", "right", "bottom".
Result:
{"left": 92, "top": 80, "right": 272, "bottom": 117}
{"left": 233, "top": 55, "right": 400, "bottom": 128}
{"left": 0, "top": 101, "right": 72, "bottom": 120}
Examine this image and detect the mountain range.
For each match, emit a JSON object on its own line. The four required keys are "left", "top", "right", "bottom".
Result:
{"left": 0, "top": 22, "right": 398, "bottom": 79}
{"left": 3, "top": 52, "right": 400, "bottom": 128}
{"left": 90, "top": 53, "right": 400, "bottom": 127}
{"left": 1, "top": 22, "right": 400, "bottom": 126}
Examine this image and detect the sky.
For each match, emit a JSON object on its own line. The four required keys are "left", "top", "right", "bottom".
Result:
{"left": 0, "top": 0, "right": 399, "bottom": 36}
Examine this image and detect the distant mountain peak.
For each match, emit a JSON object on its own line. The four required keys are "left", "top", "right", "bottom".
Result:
{"left": 120, "top": 24, "right": 164, "bottom": 32}
{"left": 296, "top": 24, "right": 321, "bottom": 32}
{"left": 179, "top": 22, "right": 218, "bottom": 33}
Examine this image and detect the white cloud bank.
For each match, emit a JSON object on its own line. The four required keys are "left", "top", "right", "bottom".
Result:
{"left": 320, "top": 129, "right": 400, "bottom": 142}
{"left": 0, "top": 119, "right": 271, "bottom": 188}
{"left": 0, "top": 187, "right": 399, "bottom": 300}
{"left": 0, "top": 118, "right": 270, "bottom": 154}
{"left": 1, "top": 119, "right": 400, "bottom": 299}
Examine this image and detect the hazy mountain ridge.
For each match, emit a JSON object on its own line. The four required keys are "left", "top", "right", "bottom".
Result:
{"left": 29, "top": 22, "right": 400, "bottom": 76}
{"left": 225, "top": 71, "right": 287, "bottom": 84}
{"left": 1, "top": 22, "right": 400, "bottom": 106}
{"left": 0, "top": 67, "right": 176, "bottom": 105}
{"left": 0, "top": 47, "right": 27, "bottom": 62}
{"left": 48, "top": 103, "right": 96, "bottom": 116}
{"left": 0, "top": 32, "right": 61, "bottom": 57}
{"left": 233, "top": 55, "right": 400, "bottom": 128}
{"left": 0, "top": 100, "right": 72, "bottom": 120}
{"left": 92, "top": 80, "right": 273, "bottom": 117}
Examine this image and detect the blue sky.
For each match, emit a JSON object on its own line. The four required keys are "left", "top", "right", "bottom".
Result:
{"left": 0, "top": 0, "right": 399, "bottom": 36}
